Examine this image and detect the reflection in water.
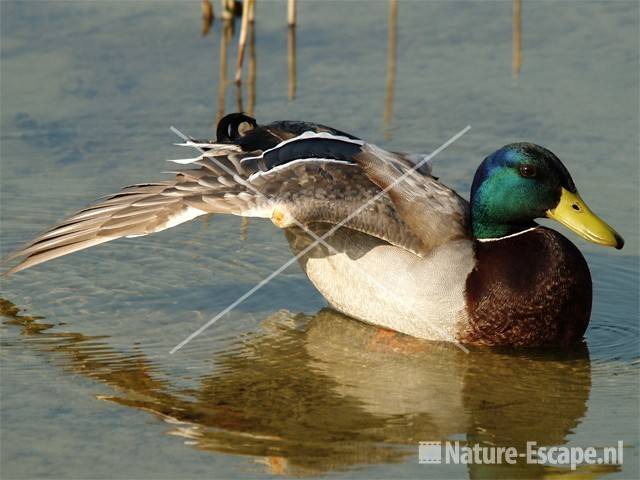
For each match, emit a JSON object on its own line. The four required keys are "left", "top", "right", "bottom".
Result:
{"left": 234, "top": 0, "right": 254, "bottom": 85}
{"left": 221, "top": 0, "right": 241, "bottom": 23}
{"left": 247, "top": 9, "right": 256, "bottom": 116}
{"left": 287, "top": 0, "right": 297, "bottom": 28}
{"left": 2, "top": 298, "right": 617, "bottom": 478}
{"left": 216, "top": 16, "right": 233, "bottom": 125}
{"left": 384, "top": 0, "right": 398, "bottom": 140}
{"left": 287, "top": 24, "right": 297, "bottom": 101}
{"left": 205, "top": 1, "right": 533, "bottom": 138}
{"left": 214, "top": 5, "right": 256, "bottom": 127}
{"left": 240, "top": 216, "right": 249, "bottom": 241}
{"left": 201, "top": 0, "right": 214, "bottom": 37}
{"left": 513, "top": 0, "right": 522, "bottom": 78}
{"left": 287, "top": 0, "right": 298, "bottom": 102}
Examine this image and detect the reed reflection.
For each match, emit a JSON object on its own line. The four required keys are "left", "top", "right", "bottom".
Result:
{"left": 216, "top": 15, "right": 233, "bottom": 125}
{"left": 2, "top": 298, "right": 610, "bottom": 478}
{"left": 201, "top": 0, "right": 214, "bottom": 37}
{"left": 234, "top": 0, "right": 253, "bottom": 85}
{"left": 287, "top": 23, "right": 297, "bottom": 101}
{"left": 384, "top": 0, "right": 398, "bottom": 140}
{"left": 205, "top": 1, "right": 528, "bottom": 139}
{"left": 247, "top": 10, "right": 256, "bottom": 116}
{"left": 212, "top": 3, "right": 256, "bottom": 126}
{"left": 513, "top": 0, "right": 522, "bottom": 78}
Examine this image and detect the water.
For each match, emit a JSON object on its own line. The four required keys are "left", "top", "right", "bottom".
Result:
{"left": 1, "top": 1, "right": 638, "bottom": 478}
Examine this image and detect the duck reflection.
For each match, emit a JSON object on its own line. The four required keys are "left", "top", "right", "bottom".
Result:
{"left": 2, "top": 298, "right": 607, "bottom": 478}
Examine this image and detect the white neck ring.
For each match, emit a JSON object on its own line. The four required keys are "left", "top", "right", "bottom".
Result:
{"left": 477, "top": 226, "right": 539, "bottom": 243}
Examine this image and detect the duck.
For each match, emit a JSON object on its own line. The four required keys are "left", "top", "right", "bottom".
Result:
{"left": 3, "top": 112, "right": 624, "bottom": 347}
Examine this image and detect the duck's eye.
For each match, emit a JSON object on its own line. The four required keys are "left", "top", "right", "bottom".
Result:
{"left": 519, "top": 164, "right": 537, "bottom": 178}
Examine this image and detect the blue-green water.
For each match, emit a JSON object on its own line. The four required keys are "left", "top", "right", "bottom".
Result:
{"left": 1, "top": 1, "right": 638, "bottom": 479}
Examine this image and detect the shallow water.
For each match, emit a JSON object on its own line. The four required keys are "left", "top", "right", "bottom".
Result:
{"left": 1, "top": 1, "right": 638, "bottom": 479}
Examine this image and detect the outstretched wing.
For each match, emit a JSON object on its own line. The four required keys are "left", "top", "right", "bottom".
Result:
{"left": 237, "top": 132, "right": 469, "bottom": 253}
{"left": 3, "top": 113, "right": 468, "bottom": 275}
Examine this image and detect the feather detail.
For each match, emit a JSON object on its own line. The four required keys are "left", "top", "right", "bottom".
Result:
{"left": 4, "top": 115, "right": 462, "bottom": 275}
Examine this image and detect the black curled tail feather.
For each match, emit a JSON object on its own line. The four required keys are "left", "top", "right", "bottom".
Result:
{"left": 216, "top": 113, "right": 258, "bottom": 142}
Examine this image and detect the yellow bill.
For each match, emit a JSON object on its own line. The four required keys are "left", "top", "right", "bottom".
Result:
{"left": 546, "top": 188, "right": 624, "bottom": 249}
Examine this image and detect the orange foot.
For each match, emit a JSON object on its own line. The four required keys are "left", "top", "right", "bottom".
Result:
{"left": 367, "top": 327, "right": 426, "bottom": 354}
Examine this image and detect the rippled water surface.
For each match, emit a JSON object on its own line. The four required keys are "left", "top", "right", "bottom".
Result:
{"left": 1, "top": 1, "right": 639, "bottom": 479}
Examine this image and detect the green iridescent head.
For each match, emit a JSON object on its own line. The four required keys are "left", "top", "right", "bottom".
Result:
{"left": 470, "top": 143, "right": 623, "bottom": 248}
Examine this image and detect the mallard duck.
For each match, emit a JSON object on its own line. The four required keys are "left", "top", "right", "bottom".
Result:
{"left": 3, "top": 113, "right": 623, "bottom": 346}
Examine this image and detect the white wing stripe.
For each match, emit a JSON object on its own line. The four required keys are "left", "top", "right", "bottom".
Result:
{"left": 167, "top": 157, "right": 203, "bottom": 164}
{"left": 247, "top": 158, "right": 355, "bottom": 182}
{"left": 240, "top": 131, "right": 364, "bottom": 165}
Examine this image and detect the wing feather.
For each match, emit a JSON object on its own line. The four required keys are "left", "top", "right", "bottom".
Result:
{"left": 353, "top": 144, "right": 470, "bottom": 250}
{"left": 4, "top": 118, "right": 468, "bottom": 275}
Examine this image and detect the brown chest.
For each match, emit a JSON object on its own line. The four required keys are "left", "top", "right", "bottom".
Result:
{"left": 460, "top": 228, "right": 592, "bottom": 347}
